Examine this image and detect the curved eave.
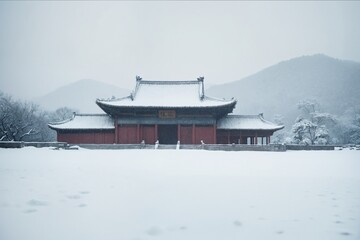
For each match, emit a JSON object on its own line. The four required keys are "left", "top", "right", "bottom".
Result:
{"left": 48, "top": 124, "right": 114, "bottom": 131}
{"left": 218, "top": 123, "right": 285, "bottom": 131}
{"left": 48, "top": 116, "right": 75, "bottom": 130}
{"left": 217, "top": 125, "right": 284, "bottom": 131}
{"left": 48, "top": 124, "right": 61, "bottom": 131}
{"left": 48, "top": 113, "right": 115, "bottom": 131}
{"left": 96, "top": 99, "right": 237, "bottom": 115}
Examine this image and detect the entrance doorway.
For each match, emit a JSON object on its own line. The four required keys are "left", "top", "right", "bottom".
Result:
{"left": 158, "top": 125, "right": 178, "bottom": 144}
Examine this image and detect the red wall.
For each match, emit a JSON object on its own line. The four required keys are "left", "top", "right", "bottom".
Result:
{"left": 58, "top": 131, "right": 115, "bottom": 144}
{"left": 142, "top": 125, "right": 156, "bottom": 144}
{"left": 195, "top": 125, "right": 215, "bottom": 144}
{"left": 56, "top": 127, "right": 275, "bottom": 145}
{"left": 180, "top": 125, "right": 192, "bottom": 144}
{"left": 118, "top": 125, "right": 138, "bottom": 144}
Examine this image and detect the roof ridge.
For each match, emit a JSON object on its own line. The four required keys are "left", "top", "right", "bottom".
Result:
{"left": 48, "top": 114, "right": 75, "bottom": 126}
{"left": 96, "top": 95, "right": 132, "bottom": 102}
{"left": 226, "top": 114, "right": 261, "bottom": 118}
{"left": 258, "top": 114, "right": 284, "bottom": 128}
{"left": 205, "top": 96, "right": 236, "bottom": 102}
{"left": 140, "top": 80, "right": 199, "bottom": 85}
{"left": 75, "top": 113, "right": 110, "bottom": 116}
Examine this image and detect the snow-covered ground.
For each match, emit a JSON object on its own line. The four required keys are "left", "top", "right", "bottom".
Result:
{"left": 0, "top": 148, "right": 359, "bottom": 240}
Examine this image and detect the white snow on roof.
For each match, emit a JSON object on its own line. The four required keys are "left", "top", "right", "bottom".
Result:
{"left": 217, "top": 114, "right": 284, "bottom": 130}
{"left": 48, "top": 114, "right": 114, "bottom": 130}
{"left": 97, "top": 80, "right": 235, "bottom": 108}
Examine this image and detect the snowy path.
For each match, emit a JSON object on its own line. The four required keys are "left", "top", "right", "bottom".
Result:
{"left": 0, "top": 148, "right": 359, "bottom": 240}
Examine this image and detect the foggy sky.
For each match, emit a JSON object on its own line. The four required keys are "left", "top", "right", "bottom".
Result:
{"left": 0, "top": 1, "right": 359, "bottom": 99}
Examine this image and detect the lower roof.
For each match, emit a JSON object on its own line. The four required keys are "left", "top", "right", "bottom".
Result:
{"left": 217, "top": 114, "right": 284, "bottom": 131}
{"left": 48, "top": 114, "right": 114, "bottom": 130}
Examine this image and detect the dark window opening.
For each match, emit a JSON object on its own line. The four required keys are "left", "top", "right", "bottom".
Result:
{"left": 158, "top": 125, "right": 178, "bottom": 144}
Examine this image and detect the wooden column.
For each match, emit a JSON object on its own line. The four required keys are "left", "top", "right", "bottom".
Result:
{"left": 137, "top": 124, "right": 140, "bottom": 143}
{"left": 155, "top": 124, "right": 158, "bottom": 142}
{"left": 227, "top": 131, "right": 230, "bottom": 144}
{"left": 178, "top": 124, "right": 181, "bottom": 141}
{"left": 192, "top": 124, "right": 195, "bottom": 144}
{"left": 239, "top": 131, "right": 242, "bottom": 144}
{"left": 114, "top": 116, "right": 118, "bottom": 144}
{"left": 255, "top": 133, "right": 258, "bottom": 145}
{"left": 213, "top": 124, "right": 217, "bottom": 144}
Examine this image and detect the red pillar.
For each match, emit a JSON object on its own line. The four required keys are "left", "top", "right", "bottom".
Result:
{"left": 114, "top": 116, "right": 118, "bottom": 144}
{"left": 139, "top": 125, "right": 143, "bottom": 142}
{"left": 227, "top": 131, "right": 230, "bottom": 144}
{"left": 213, "top": 124, "right": 216, "bottom": 144}
{"left": 255, "top": 133, "right": 258, "bottom": 145}
{"left": 192, "top": 124, "right": 195, "bottom": 144}
{"left": 178, "top": 124, "right": 181, "bottom": 142}
{"left": 137, "top": 124, "right": 140, "bottom": 143}
{"left": 155, "top": 124, "right": 158, "bottom": 142}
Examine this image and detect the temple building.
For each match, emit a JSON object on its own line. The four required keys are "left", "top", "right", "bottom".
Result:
{"left": 49, "top": 77, "right": 283, "bottom": 145}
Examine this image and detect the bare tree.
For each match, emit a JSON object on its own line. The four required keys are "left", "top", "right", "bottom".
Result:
{"left": 0, "top": 93, "right": 41, "bottom": 141}
{"left": 1, "top": 91, "right": 78, "bottom": 142}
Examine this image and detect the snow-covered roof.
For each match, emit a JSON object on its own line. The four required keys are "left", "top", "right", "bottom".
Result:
{"left": 96, "top": 78, "right": 236, "bottom": 109}
{"left": 217, "top": 114, "right": 284, "bottom": 131}
{"left": 48, "top": 114, "right": 114, "bottom": 130}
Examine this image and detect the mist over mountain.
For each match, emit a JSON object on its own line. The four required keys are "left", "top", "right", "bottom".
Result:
{"left": 34, "top": 55, "right": 360, "bottom": 122}
{"left": 207, "top": 54, "right": 360, "bottom": 126}
{"left": 35, "top": 79, "right": 129, "bottom": 113}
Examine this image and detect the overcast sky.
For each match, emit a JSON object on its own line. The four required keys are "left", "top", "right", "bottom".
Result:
{"left": 0, "top": 1, "right": 359, "bottom": 99}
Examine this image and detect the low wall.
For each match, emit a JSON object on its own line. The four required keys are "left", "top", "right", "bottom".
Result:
{"left": 77, "top": 143, "right": 286, "bottom": 151}
{"left": 77, "top": 144, "right": 147, "bottom": 150}
{"left": 0, "top": 141, "right": 24, "bottom": 148}
{"left": 203, "top": 144, "right": 286, "bottom": 152}
{"left": 285, "top": 145, "right": 335, "bottom": 151}
{"left": 208, "top": 144, "right": 286, "bottom": 152}
{"left": 0, "top": 142, "right": 337, "bottom": 151}
{"left": 24, "top": 142, "right": 68, "bottom": 148}
{"left": 74, "top": 144, "right": 336, "bottom": 151}
{"left": 0, "top": 141, "right": 67, "bottom": 149}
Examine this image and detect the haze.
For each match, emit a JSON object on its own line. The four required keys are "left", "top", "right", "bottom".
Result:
{"left": 0, "top": 1, "right": 359, "bottom": 99}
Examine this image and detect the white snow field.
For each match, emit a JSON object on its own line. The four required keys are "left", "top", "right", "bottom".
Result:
{"left": 0, "top": 148, "right": 359, "bottom": 240}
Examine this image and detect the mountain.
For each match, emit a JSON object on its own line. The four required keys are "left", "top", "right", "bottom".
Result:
{"left": 35, "top": 79, "right": 129, "bottom": 113}
{"left": 207, "top": 54, "right": 360, "bottom": 126}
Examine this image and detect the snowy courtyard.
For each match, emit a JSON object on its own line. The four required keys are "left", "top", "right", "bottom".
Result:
{"left": 0, "top": 148, "right": 359, "bottom": 240}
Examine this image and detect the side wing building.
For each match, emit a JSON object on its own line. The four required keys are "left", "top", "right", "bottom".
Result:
{"left": 49, "top": 77, "right": 283, "bottom": 145}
